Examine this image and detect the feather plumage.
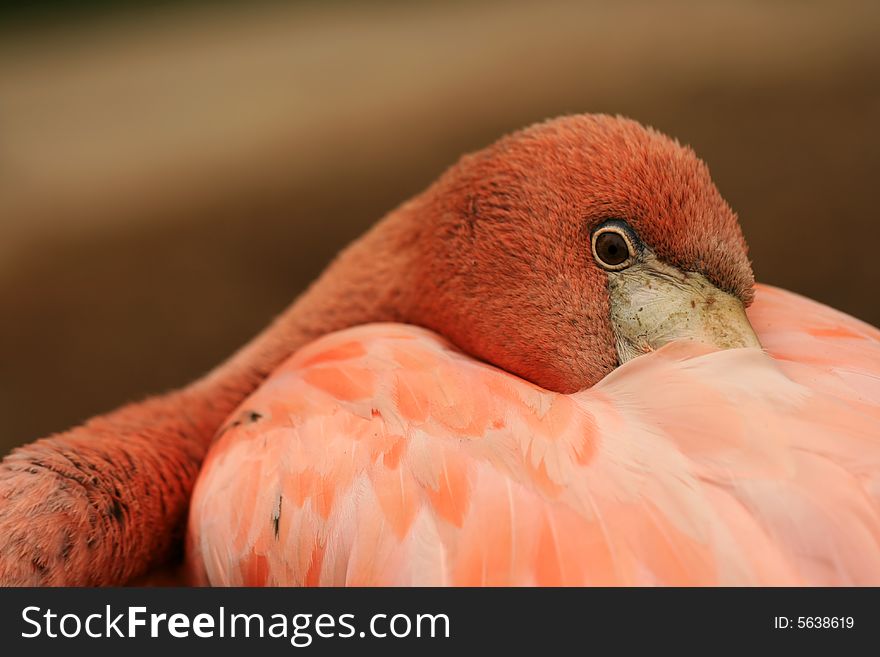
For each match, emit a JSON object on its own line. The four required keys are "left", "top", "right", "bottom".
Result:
{"left": 186, "top": 285, "right": 880, "bottom": 586}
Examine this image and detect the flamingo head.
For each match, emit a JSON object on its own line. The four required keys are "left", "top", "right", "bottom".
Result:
{"left": 399, "top": 113, "right": 759, "bottom": 392}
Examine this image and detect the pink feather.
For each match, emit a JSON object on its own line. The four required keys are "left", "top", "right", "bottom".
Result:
{"left": 186, "top": 284, "right": 880, "bottom": 585}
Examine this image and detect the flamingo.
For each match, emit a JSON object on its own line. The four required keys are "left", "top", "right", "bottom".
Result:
{"left": 1, "top": 114, "right": 878, "bottom": 586}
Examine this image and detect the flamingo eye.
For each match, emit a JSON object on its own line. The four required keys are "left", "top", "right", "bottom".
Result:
{"left": 592, "top": 224, "right": 636, "bottom": 271}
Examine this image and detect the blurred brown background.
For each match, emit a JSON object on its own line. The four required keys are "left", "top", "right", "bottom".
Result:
{"left": 2, "top": 0, "right": 879, "bottom": 456}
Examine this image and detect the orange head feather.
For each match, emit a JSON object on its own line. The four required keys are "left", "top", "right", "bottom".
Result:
{"left": 387, "top": 114, "right": 755, "bottom": 392}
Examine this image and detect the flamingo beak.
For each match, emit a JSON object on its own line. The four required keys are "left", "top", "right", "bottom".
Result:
{"left": 606, "top": 252, "right": 761, "bottom": 365}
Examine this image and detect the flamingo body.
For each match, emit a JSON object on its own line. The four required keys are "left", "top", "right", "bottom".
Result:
{"left": 4, "top": 114, "right": 875, "bottom": 588}
{"left": 187, "top": 285, "right": 880, "bottom": 586}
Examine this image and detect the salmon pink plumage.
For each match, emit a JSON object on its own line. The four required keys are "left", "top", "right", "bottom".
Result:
{"left": 188, "top": 285, "right": 880, "bottom": 586}
{"left": 2, "top": 113, "right": 879, "bottom": 587}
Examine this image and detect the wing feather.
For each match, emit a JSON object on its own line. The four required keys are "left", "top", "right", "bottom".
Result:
{"left": 187, "top": 285, "right": 880, "bottom": 585}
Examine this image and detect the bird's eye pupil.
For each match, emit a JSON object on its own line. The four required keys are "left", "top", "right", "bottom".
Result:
{"left": 594, "top": 231, "right": 631, "bottom": 268}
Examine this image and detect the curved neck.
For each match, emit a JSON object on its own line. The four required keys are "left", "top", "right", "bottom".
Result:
{"left": 0, "top": 204, "right": 425, "bottom": 585}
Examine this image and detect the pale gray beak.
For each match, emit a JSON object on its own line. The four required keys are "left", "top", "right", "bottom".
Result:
{"left": 607, "top": 252, "right": 761, "bottom": 365}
